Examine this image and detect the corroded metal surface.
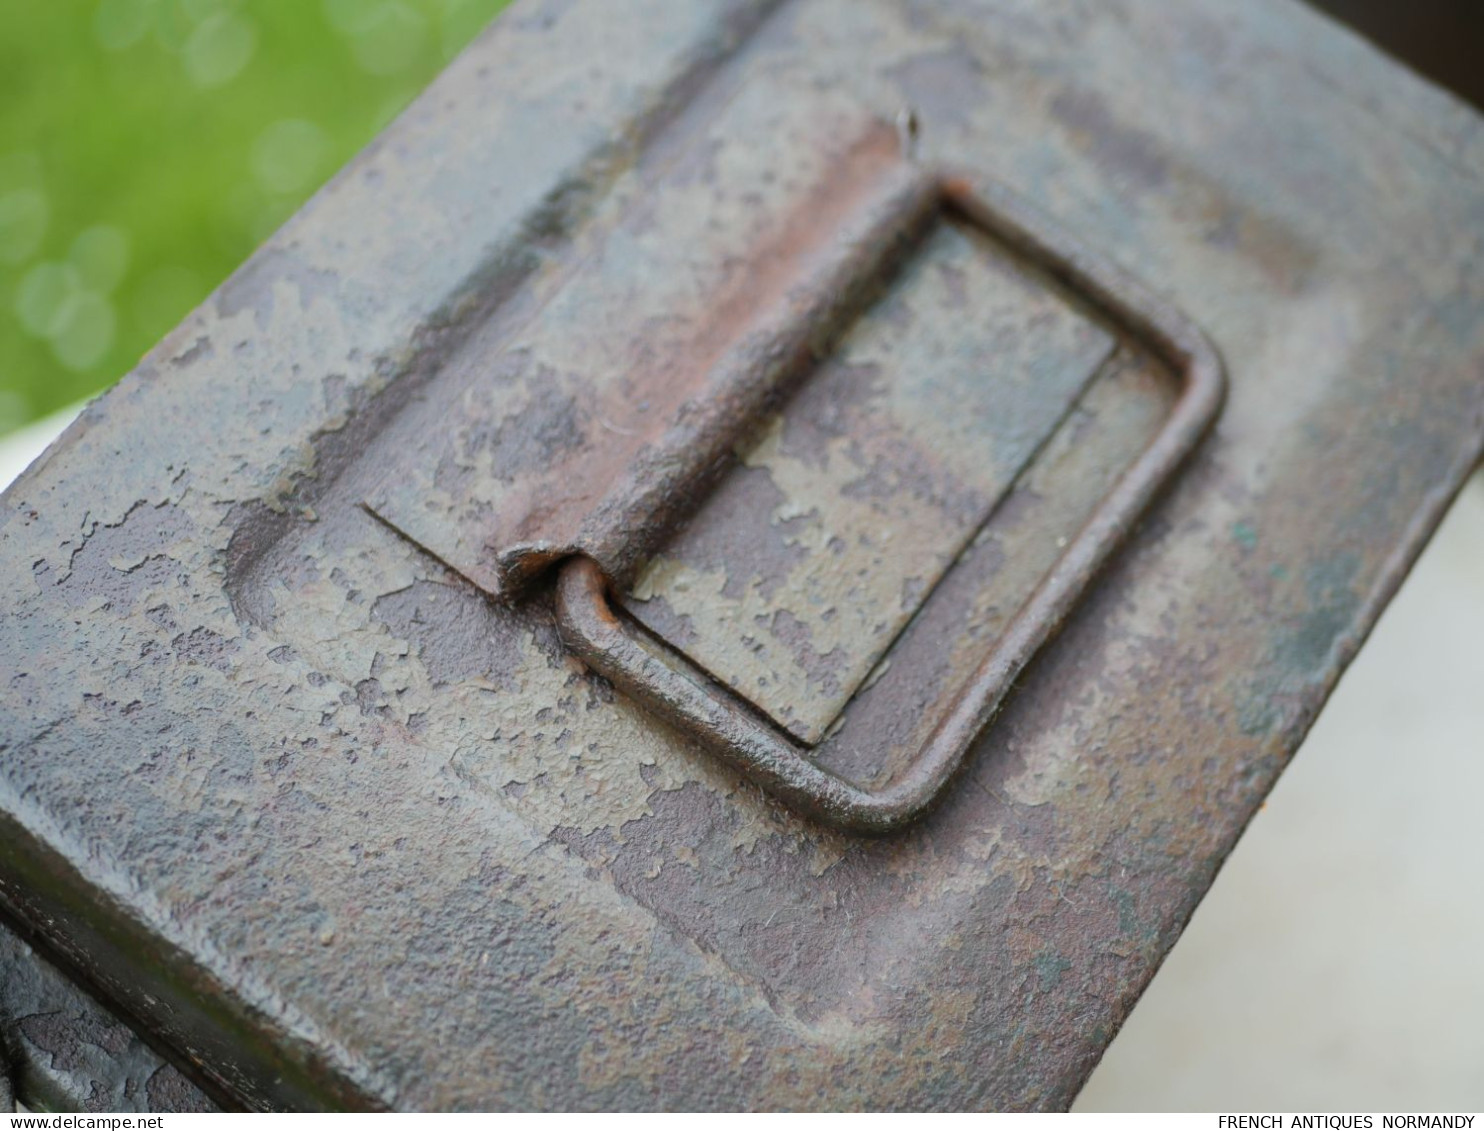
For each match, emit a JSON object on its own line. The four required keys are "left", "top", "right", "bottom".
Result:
{"left": 554, "top": 166, "right": 1224, "bottom": 830}
{"left": 367, "top": 102, "right": 941, "bottom": 602}
{"left": 2, "top": 0, "right": 1483, "bottom": 1112}
{"left": 0, "top": 920, "right": 216, "bottom": 1113}
{"left": 620, "top": 211, "right": 1115, "bottom": 744}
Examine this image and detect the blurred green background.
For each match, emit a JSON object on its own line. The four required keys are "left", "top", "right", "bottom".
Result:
{"left": 0, "top": 0, "right": 511, "bottom": 440}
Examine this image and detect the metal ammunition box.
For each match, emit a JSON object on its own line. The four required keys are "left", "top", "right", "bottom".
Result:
{"left": 2, "top": 0, "right": 1482, "bottom": 1111}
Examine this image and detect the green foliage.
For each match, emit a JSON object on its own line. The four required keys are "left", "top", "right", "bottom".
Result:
{"left": 0, "top": 0, "right": 512, "bottom": 437}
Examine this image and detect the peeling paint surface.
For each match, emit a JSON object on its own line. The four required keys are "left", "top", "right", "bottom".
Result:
{"left": 0, "top": 920, "right": 216, "bottom": 1112}
{"left": 1, "top": 0, "right": 1483, "bottom": 1113}
{"left": 621, "top": 217, "right": 1113, "bottom": 742}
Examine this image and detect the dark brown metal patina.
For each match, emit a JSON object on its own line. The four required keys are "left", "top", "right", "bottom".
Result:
{"left": 2, "top": 0, "right": 1483, "bottom": 1112}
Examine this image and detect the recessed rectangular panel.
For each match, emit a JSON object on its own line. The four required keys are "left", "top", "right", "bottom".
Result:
{"left": 621, "top": 218, "right": 1113, "bottom": 743}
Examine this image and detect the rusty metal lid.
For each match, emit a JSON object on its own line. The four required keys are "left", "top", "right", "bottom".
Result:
{"left": 2, "top": 0, "right": 1482, "bottom": 1111}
